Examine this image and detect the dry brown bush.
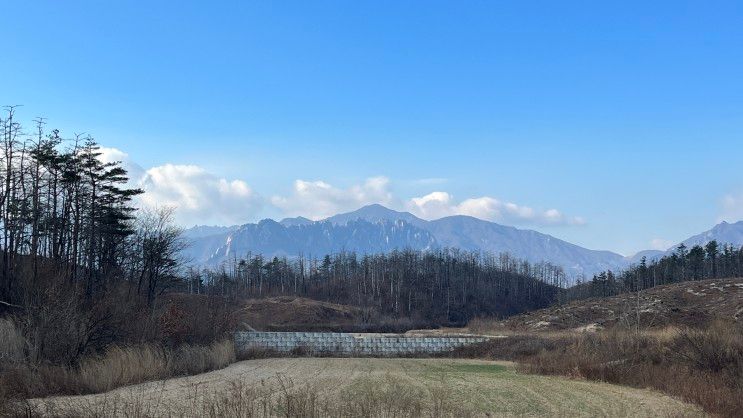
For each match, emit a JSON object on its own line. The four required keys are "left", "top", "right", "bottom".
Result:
{"left": 76, "top": 345, "right": 169, "bottom": 393}
{"left": 0, "top": 318, "right": 26, "bottom": 365}
{"left": 671, "top": 321, "right": 743, "bottom": 376}
{"left": 159, "top": 294, "right": 241, "bottom": 345}
{"left": 484, "top": 321, "right": 743, "bottom": 417}
{"left": 450, "top": 334, "right": 568, "bottom": 361}
{"left": 0, "top": 339, "right": 235, "bottom": 400}
{"left": 169, "top": 339, "right": 236, "bottom": 376}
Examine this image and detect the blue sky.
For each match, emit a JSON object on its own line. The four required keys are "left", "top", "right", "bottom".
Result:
{"left": 2, "top": 1, "right": 743, "bottom": 255}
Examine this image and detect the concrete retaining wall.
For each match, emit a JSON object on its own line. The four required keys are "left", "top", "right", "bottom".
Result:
{"left": 234, "top": 331, "right": 489, "bottom": 356}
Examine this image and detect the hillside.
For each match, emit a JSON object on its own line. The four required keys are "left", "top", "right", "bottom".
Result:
{"left": 488, "top": 278, "right": 743, "bottom": 332}
{"left": 238, "top": 296, "right": 366, "bottom": 331}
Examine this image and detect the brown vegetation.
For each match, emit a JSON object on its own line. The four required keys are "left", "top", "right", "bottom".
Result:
{"left": 0, "top": 294, "right": 240, "bottom": 413}
{"left": 239, "top": 296, "right": 364, "bottom": 331}
{"left": 192, "top": 250, "right": 563, "bottom": 325}
{"left": 455, "top": 321, "right": 743, "bottom": 417}
{"left": 473, "top": 278, "right": 743, "bottom": 332}
{"left": 25, "top": 358, "right": 699, "bottom": 417}
{"left": 1, "top": 336, "right": 234, "bottom": 400}
{"left": 26, "top": 374, "right": 472, "bottom": 418}
{"left": 237, "top": 296, "right": 432, "bottom": 332}
{"left": 194, "top": 374, "right": 470, "bottom": 418}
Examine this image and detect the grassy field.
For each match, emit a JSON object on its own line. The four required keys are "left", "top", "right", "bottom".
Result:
{"left": 29, "top": 358, "right": 703, "bottom": 417}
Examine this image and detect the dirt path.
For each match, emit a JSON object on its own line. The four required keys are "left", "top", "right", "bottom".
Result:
{"left": 34, "top": 358, "right": 705, "bottom": 417}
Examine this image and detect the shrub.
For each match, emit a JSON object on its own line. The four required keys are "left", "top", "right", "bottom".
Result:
{"left": 77, "top": 345, "right": 169, "bottom": 393}
{"left": 0, "top": 318, "right": 25, "bottom": 365}
{"left": 504, "top": 322, "right": 743, "bottom": 417}
{"left": 169, "top": 339, "right": 236, "bottom": 376}
{"left": 0, "top": 340, "right": 236, "bottom": 400}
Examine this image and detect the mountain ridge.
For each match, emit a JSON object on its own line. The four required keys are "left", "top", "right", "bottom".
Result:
{"left": 182, "top": 205, "right": 743, "bottom": 279}
{"left": 623, "top": 220, "right": 743, "bottom": 263}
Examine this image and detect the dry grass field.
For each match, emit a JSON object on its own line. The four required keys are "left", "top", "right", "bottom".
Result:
{"left": 28, "top": 358, "right": 703, "bottom": 417}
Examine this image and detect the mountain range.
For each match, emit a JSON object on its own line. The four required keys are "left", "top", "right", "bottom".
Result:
{"left": 182, "top": 204, "right": 743, "bottom": 279}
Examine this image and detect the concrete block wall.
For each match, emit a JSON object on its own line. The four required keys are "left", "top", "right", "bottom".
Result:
{"left": 234, "top": 331, "right": 489, "bottom": 356}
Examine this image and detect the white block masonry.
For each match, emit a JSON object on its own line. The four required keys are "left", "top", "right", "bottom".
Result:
{"left": 234, "top": 331, "right": 490, "bottom": 356}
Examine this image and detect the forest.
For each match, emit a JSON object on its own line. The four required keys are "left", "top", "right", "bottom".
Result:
{"left": 568, "top": 240, "right": 743, "bottom": 300}
{"left": 0, "top": 107, "right": 191, "bottom": 367}
{"left": 187, "top": 250, "right": 565, "bottom": 323}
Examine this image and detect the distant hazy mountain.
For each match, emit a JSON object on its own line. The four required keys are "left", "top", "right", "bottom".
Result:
{"left": 424, "top": 215, "right": 628, "bottom": 275}
{"left": 324, "top": 205, "right": 626, "bottom": 276}
{"left": 678, "top": 220, "right": 743, "bottom": 249}
{"left": 279, "top": 216, "right": 314, "bottom": 227}
{"left": 202, "top": 217, "right": 436, "bottom": 263}
{"left": 182, "top": 225, "right": 239, "bottom": 239}
{"left": 625, "top": 249, "right": 665, "bottom": 264}
{"left": 181, "top": 225, "right": 240, "bottom": 265}
{"left": 183, "top": 205, "right": 743, "bottom": 279}
{"left": 624, "top": 220, "right": 743, "bottom": 264}
{"left": 185, "top": 204, "right": 624, "bottom": 277}
{"left": 326, "top": 204, "right": 424, "bottom": 227}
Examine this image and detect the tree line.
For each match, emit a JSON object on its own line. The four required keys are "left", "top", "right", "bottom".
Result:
{"left": 0, "top": 107, "right": 190, "bottom": 364}
{"left": 0, "top": 106, "right": 188, "bottom": 308}
{"left": 568, "top": 240, "right": 743, "bottom": 300}
{"left": 185, "top": 249, "right": 565, "bottom": 323}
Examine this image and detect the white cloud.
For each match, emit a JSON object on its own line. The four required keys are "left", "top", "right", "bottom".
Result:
{"left": 650, "top": 238, "right": 674, "bottom": 251}
{"left": 138, "top": 164, "right": 263, "bottom": 225}
{"left": 720, "top": 192, "right": 743, "bottom": 222}
{"left": 97, "top": 147, "right": 128, "bottom": 164}
{"left": 407, "top": 191, "right": 457, "bottom": 220}
{"left": 97, "top": 147, "right": 145, "bottom": 183}
{"left": 271, "top": 176, "right": 396, "bottom": 220}
{"left": 95, "top": 147, "right": 584, "bottom": 228}
{"left": 406, "top": 192, "right": 586, "bottom": 226}
{"left": 96, "top": 148, "right": 262, "bottom": 225}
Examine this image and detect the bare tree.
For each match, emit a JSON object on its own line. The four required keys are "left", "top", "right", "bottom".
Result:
{"left": 131, "top": 207, "right": 187, "bottom": 307}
